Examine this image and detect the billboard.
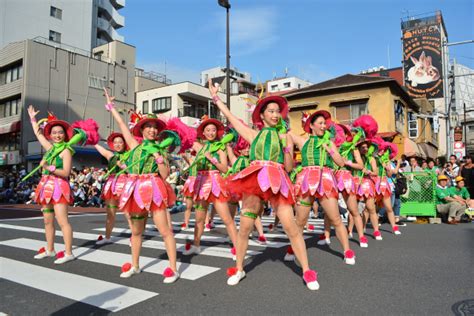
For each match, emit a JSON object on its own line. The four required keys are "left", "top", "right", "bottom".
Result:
{"left": 402, "top": 13, "right": 445, "bottom": 99}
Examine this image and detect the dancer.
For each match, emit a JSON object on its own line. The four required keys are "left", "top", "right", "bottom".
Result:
{"left": 180, "top": 152, "right": 197, "bottom": 230}
{"left": 352, "top": 116, "right": 381, "bottom": 241}
{"left": 208, "top": 79, "right": 319, "bottom": 290}
{"left": 332, "top": 124, "right": 368, "bottom": 248}
{"left": 183, "top": 117, "right": 238, "bottom": 258}
{"left": 94, "top": 132, "right": 132, "bottom": 245}
{"left": 226, "top": 137, "right": 267, "bottom": 244}
{"left": 27, "top": 106, "right": 98, "bottom": 264}
{"left": 373, "top": 138, "right": 402, "bottom": 236}
{"left": 104, "top": 88, "right": 179, "bottom": 283}
{"left": 291, "top": 111, "right": 355, "bottom": 265}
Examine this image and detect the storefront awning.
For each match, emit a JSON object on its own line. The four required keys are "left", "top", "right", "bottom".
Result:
{"left": 0, "top": 120, "right": 21, "bottom": 134}
{"left": 418, "top": 143, "right": 438, "bottom": 159}
{"left": 403, "top": 137, "right": 426, "bottom": 158}
{"left": 376, "top": 132, "right": 399, "bottom": 140}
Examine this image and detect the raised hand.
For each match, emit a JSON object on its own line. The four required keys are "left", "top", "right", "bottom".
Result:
{"left": 208, "top": 79, "right": 219, "bottom": 97}
{"left": 103, "top": 87, "right": 116, "bottom": 105}
{"left": 27, "top": 105, "right": 40, "bottom": 120}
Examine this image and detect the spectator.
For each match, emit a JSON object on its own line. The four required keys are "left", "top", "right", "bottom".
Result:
{"left": 444, "top": 162, "right": 458, "bottom": 187}
{"left": 26, "top": 185, "right": 37, "bottom": 204}
{"left": 166, "top": 165, "right": 179, "bottom": 195}
{"left": 435, "top": 175, "right": 465, "bottom": 224}
{"left": 73, "top": 185, "right": 86, "bottom": 207}
{"left": 86, "top": 184, "right": 103, "bottom": 207}
{"left": 449, "top": 155, "right": 460, "bottom": 178}
{"left": 459, "top": 154, "right": 474, "bottom": 199}
{"left": 399, "top": 154, "right": 410, "bottom": 173}
{"left": 450, "top": 176, "right": 474, "bottom": 210}
{"left": 420, "top": 159, "right": 428, "bottom": 170}
{"left": 426, "top": 159, "right": 440, "bottom": 175}
{"left": 409, "top": 157, "right": 422, "bottom": 172}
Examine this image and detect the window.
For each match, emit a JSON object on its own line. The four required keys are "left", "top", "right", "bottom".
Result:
{"left": 283, "top": 82, "right": 291, "bottom": 88}
{"left": 88, "top": 75, "right": 107, "bottom": 89}
{"left": 0, "top": 132, "right": 20, "bottom": 151}
{"left": 408, "top": 112, "right": 418, "bottom": 139}
{"left": 0, "top": 97, "right": 21, "bottom": 118}
{"left": 271, "top": 84, "right": 278, "bottom": 91}
{"left": 152, "top": 97, "right": 171, "bottom": 113}
{"left": 467, "top": 124, "right": 474, "bottom": 132}
{"left": 182, "top": 100, "right": 219, "bottom": 119}
{"left": 49, "top": 30, "right": 61, "bottom": 43}
{"left": 331, "top": 100, "right": 368, "bottom": 125}
{"left": 142, "top": 100, "right": 149, "bottom": 114}
{"left": 394, "top": 100, "right": 405, "bottom": 132}
{"left": 50, "top": 6, "right": 62, "bottom": 19}
{"left": 0, "top": 64, "right": 22, "bottom": 85}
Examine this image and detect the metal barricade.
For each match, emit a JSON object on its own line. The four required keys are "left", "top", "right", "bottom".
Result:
{"left": 400, "top": 171, "right": 437, "bottom": 217}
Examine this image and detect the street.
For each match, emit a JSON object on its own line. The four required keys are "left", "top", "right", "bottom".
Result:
{"left": 0, "top": 205, "right": 473, "bottom": 315}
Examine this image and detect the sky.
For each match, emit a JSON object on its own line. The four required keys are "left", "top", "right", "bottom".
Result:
{"left": 120, "top": 0, "right": 473, "bottom": 85}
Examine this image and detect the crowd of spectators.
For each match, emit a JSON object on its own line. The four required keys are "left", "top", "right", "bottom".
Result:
{"left": 0, "top": 163, "right": 187, "bottom": 209}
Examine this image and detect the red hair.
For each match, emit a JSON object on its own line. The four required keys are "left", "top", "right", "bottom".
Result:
{"left": 233, "top": 136, "right": 250, "bottom": 155}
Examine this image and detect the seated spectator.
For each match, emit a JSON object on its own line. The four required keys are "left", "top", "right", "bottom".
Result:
{"left": 450, "top": 176, "right": 474, "bottom": 210}
{"left": 86, "top": 184, "right": 103, "bottom": 207}
{"left": 73, "top": 185, "right": 86, "bottom": 207}
{"left": 436, "top": 175, "right": 465, "bottom": 224}
{"left": 26, "top": 185, "right": 37, "bottom": 204}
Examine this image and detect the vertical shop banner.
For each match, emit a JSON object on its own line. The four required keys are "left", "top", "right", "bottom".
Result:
{"left": 402, "top": 19, "right": 444, "bottom": 98}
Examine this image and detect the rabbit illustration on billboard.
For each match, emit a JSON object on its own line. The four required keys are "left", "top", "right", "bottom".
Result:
{"left": 406, "top": 51, "right": 441, "bottom": 87}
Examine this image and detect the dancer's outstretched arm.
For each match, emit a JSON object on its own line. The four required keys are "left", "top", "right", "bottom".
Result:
{"left": 208, "top": 79, "right": 257, "bottom": 144}
{"left": 94, "top": 144, "right": 114, "bottom": 161}
{"left": 103, "top": 88, "right": 139, "bottom": 150}
{"left": 27, "top": 105, "right": 52, "bottom": 151}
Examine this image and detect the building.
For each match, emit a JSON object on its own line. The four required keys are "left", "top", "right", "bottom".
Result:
{"left": 0, "top": 0, "right": 125, "bottom": 52}
{"left": 266, "top": 76, "right": 312, "bottom": 94}
{"left": 0, "top": 39, "right": 136, "bottom": 169}
{"left": 134, "top": 68, "right": 171, "bottom": 94}
{"left": 452, "top": 62, "right": 474, "bottom": 155}
{"left": 201, "top": 66, "right": 251, "bottom": 85}
{"left": 136, "top": 81, "right": 256, "bottom": 127}
{"left": 200, "top": 66, "right": 254, "bottom": 97}
{"left": 284, "top": 74, "right": 438, "bottom": 159}
{"left": 362, "top": 66, "right": 404, "bottom": 87}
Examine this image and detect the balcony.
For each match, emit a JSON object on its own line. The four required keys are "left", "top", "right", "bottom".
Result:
{"left": 97, "top": 0, "right": 125, "bottom": 28}
{"left": 97, "top": 17, "right": 124, "bottom": 42}
{"left": 110, "top": 0, "right": 125, "bottom": 9}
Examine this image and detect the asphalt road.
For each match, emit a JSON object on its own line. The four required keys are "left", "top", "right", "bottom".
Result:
{"left": 0, "top": 206, "right": 473, "bottom": 315}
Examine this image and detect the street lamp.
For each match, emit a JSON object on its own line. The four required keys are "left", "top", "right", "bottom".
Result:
{"left": 218, "top": 0, "right": 231, "bottom": 110}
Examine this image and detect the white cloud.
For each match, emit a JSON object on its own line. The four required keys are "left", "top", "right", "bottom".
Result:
{"left": 294, "top": 64, "right": 334, "bottom": 84}
{"left": 139, "top": 62, "right": 201, "bottom": 84}
{"left": 213, "top": 6, "right": 279, "bottom": 56}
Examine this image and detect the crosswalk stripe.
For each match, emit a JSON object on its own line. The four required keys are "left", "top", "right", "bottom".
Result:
{"left": 0, "top": 223, "right": 260, "bottom": 260}
{"left": 0, "top": 256, "right": 158, "bottom": 312}
{"left": 0, "top": 238, "right": 219, "bottom": 281}
{"left": 171, "top": 221, "right": 325, "bottom": 236}
{"left": 178, "top": 217, "right": 331, "bottom": 226}
{"left": 122, "top": 226, "right": 297, "bottom": 248}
